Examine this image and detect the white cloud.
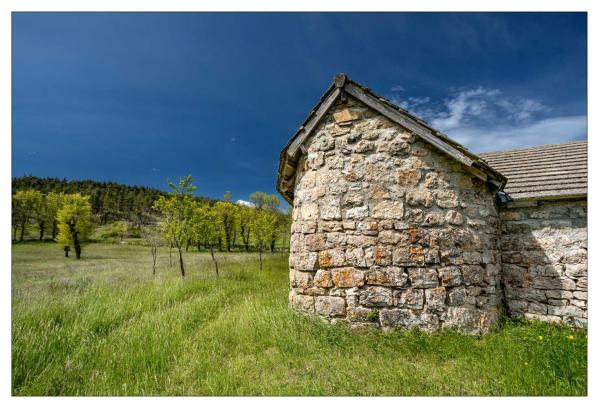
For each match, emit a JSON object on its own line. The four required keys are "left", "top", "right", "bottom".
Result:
{"left": 387, "top": 85, "right": 583, "bottom": 152}
{"left": 496, "top": 98, "right": 550, "bottom": 121}
{"left": 391, "top": 85, "right": 405, "bottom": 92}
{"left": 430, "top": 87, "right": 500, "bottom": 130}
{"left": 236, "top": 199, "right": 254, "bottom": 207}
{"left": 448, "top": 115, "right": 587, "bottom": 153}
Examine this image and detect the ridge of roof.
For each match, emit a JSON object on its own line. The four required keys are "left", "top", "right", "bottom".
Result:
{"left": 276, "top": 74, "right": 507, "bottom": 204}
{"left": 478, "top": 140, "right": 586, "bottom": 157}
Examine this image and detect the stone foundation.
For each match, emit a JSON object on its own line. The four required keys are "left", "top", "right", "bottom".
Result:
{"left": 288, "top": 95, "right": 503, "bottom": 334}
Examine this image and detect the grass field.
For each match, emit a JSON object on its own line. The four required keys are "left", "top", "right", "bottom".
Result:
{"left": 12, "top": 242, "right": 587, "bottom": 396}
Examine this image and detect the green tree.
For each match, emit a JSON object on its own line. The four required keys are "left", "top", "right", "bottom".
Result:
{"left": 56, "top": 194, "right": 93, "bottom": 259}
{"left": 141, "top": 225, "right": 162, "bottom": 275}
{"left": 237, "top": 205, "right": 254, "bottom": 251}
{"left": 46, "top": 192, "right": 66, "bottom": 240}
{"left": 192, "top": 203, "right": 221, "bottom": 276}
{"left": 13, "top": 190, "right": 43, "bottom": 241}
{"left": 249, "top": 191, "right": 279, "bottom": 212}
{"left": 251, "top": 209, "right": 278, "bottom": 271}
{"left": 153, "top": 175, "right": 196, "bottom": 277}
{"left": 31, "top": 191, "right": 49, "bottom": 240}
{"left": 214, "top": 201, "right": 236, "bottom": 252}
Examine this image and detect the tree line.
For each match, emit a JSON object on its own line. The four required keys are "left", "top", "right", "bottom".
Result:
{"left": 151, "top": 176, "right": 289, "bottom": 277}
{"left": 12, "top": 175, "right": 214, "bottom": 224}
{"left": 12, "top": 189, "right": 94, "bottom": 258}
{"left": 12, "top": 175, "right": 291, "bottom": 271}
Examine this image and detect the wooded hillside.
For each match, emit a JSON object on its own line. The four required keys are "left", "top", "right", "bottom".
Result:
{"left": 12, "top": 175, "right": 214, "bottom": 224}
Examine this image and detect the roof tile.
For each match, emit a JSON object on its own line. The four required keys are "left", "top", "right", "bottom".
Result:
{"left": 479, "top": 141, "right": 587, "bottom": 200}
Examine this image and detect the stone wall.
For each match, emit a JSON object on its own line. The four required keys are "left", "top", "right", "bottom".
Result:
{"left": 288, "top": 95, "right": 503, "bottom": 334}
{"left": 500, "top": 199, "right": 587, "bottom": 327}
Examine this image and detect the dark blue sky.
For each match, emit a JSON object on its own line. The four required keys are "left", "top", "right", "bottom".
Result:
{"left": 12, "top": 12, "right": 587, "bottom": 203}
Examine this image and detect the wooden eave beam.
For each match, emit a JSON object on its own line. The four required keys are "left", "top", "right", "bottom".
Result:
{"left": 287, "top": 87, "right": 342, "bottom": 157}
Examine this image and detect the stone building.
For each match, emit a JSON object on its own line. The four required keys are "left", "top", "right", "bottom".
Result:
{"left": 276, "top": 74, "right": 587, "bottom": 334}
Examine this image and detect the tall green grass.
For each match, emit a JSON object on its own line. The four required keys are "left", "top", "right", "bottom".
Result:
{"left": 12, "top": 243, "right": 587, "bottom": 395}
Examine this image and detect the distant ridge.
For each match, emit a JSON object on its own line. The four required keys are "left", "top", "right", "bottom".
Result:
{"left": 12, "top": 175, "right": 215, "bottom": 224}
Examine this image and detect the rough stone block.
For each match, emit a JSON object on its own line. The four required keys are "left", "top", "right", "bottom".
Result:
{"left": 380, "top": 308, "right": 439, "bottom": 331}
{"left": 331, "top": 267, "right": 365, "bottom": 288}
{"left": 445, "top": 210, "right": 464, "bottom": 225}
{"left": 374, "top": 246, "right": 393, "bottom": 266}
{"left": 320, "top": 197, "right": 342, "bottom": 221}
{"left": 315, "top": 296, "right": 346, "bottom": 317}
{"left": 406, "top": 191, "right": 433, "bottom": 207}
{"left": 435, "top": 190, "right": 459, "bottom": 208}
{"left": 313, "top": 270, "right": 334, "bottom": 288}
{"left": 423, "top": 212, "right": 445, "bottom": 226}
{"left": 438, "top": 266, "right": 463, "bottom": 287}
{"left": 547, "top": 305, "right": 584, "bottom": 318}
{"left": 371, "top": 200, "right": 404, "bottom": 220}
{"left": 447, "top": 286, "right": 466, "bottom": 306}
{"left": 360, "top": 286, "right": 394, "bottom": 307}
{"left": 333, "top": 109, "right": 361, "bottom": 123}
{"left": 393, "top": 246, "right": 425, "bottom": 265}
{"left": 366, "top": 266, "right": 408, "bottom": 287}
{"left": 304, "top": 233, "right": 326, "bottom": 252}
{"left": 289, "top": 292, "right": 314, "bottom": 313}
{"left": 295, "top": 252, "right": 319, "bottom": 271}
{"left": 425, "top": 287, "right": 446, "bottom": 312}
{"left": 395, "top": 288, "right": 424, "bottom": 309}
{"left": 441, "top": 306, "right": 486, "bottom": 335}
{"left": 318, "top": 248, "right": 346, "bottom": 268}
{"left": 345, "top": 205, "right": 369, "bottom": 219}
{"left": 397, "top": 169, "right": 422, "bottom": 187}
{"left": 424, "top": 171, "right": 449, "bottom": 189}
{"left": 407, "top": 268, "right": 438, "bottom": 288}
{"left": 461, "top": 265, "right": 484, "bottom": 286}
{"left": 347, "top": 306, "right": 375, "bottom": 322}
{"left": 300, "top": 202, "right": 319, "bottom": 221}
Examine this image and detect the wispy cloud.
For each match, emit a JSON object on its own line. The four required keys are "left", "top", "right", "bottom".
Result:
{"left": 388, "top": 85, "right": 585, "bottom": 152}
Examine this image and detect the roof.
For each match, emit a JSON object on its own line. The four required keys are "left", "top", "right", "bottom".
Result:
{"left": 479, "top": 140, "right": 587, "bottom": 201}
{"left": 276, "top": 74, "right": 507, "bottom": 204}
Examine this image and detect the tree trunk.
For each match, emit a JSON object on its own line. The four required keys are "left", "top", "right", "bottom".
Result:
{"left": 186, "top": 240, "right": 190, "bottom": 252}
{"left": 169, "top": 244, "right": 173, "bottom": 267}
{"left": 51, "top": 220, "right": 58, "bottom": 240}
{"left": 177, "top": 246, "right": 185, "bottom": 277}
{"left": 197, "top": 242, "right": 201, "bottom": 252}
{"left": 151, "top": 246, "right": 157, "bottom": 275}
{"left": 210, "top": 245, "right": 219, "bottom": 277}
{"left": 19, "top": 219, "right": 25, "bottom": 241}
{"left": 69, "top": 222, "right": 82, "bottom": 259}
{"left": 270, "top": 234, "right": 276, "bottom": 253}
{"left": 259, "top": 249, "right": 263, "bottom": 271}
{"left": 225, "top": 229, "right": 231, "bottom": 252}
{"left": 39, "top": 220, "right": 45, "bottom": 241}
{"left": 241, "top": 227, "right": 250, "bottom": 252}
{"left": 13, "top": 225, "right": 17, "bottom": 241}
{"left": 64, "top": 246, "right": 70, "bottom": 257}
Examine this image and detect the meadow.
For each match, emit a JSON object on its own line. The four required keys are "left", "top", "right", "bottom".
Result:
{"left": 12, "top": 242, "right": 587, "bottom": 396}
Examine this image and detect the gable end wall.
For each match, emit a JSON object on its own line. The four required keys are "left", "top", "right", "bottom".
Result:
{"left": 288, "top": 95, "right": 504, "bottom": 334}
